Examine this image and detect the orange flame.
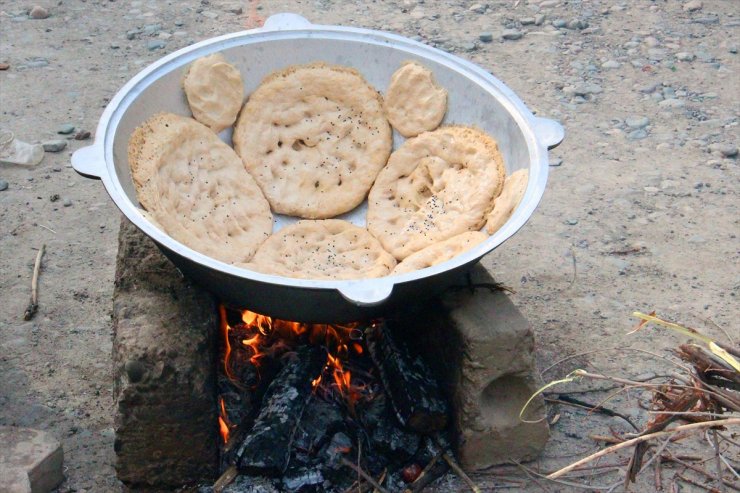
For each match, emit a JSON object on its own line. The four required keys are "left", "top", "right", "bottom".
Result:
{"left": 218, "top": 397, "right": 230, "bottom": 443}
{"left": 219, "top": 305, "right": 234, "bottom": 380}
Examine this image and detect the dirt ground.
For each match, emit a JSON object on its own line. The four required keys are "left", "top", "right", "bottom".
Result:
{"left": 0, "top": 0, "right": 737, "bottom": 491}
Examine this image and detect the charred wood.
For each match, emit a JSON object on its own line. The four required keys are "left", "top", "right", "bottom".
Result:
{"left": 365, "top": 322, "right": 449, "bottom": 433}
{"left": 235, "top": 346, "right": 326, "bottom": 475}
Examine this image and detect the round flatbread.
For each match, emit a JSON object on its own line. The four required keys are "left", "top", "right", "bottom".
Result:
{"left": 367, "top": 126, "right": 505, "bottom": 260}
{"left": 392, "top": 231, "right": 488, "bottom": 275}
{"left": 384, "top": 61, "right": 447, "bottom": 137}
{"left": 128, "top": 112, "right": 272, "bottom": 264}
{"left": 486, "top": 169, "right": 528, "bottom": 234}
{"left": 183, "top": 53, "right": 244, "bottom": 133}
{"left": 245, "top": 220, "right": 396, "bottom": 280}
{"left": 233, "top": 62, "right": 393, "bottom": 219}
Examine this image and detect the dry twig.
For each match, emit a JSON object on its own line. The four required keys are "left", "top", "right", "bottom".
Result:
{"left": 547, "top": 418, "right": 740, "bottom": 480}
{"left": 339, "top": 458, "right": 390, "bottom": 493}
{"left": 442, "top": 453, "right": 481, "bottom": 493}
{"left": 23, "top": 243, "right": 45, "bottom": 321}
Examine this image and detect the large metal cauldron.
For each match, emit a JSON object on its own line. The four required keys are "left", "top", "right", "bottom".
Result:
{"left": 71, "top": 13, "right": 565, "bottom": 322}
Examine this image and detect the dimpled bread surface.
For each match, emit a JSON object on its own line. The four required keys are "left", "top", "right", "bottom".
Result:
{"left": 486, "top": 168, "right": 528, "bottom": 234}
{"left": 128, "top": 112, "right": 273, "bottom": 264}
{"left": 391, "top": 231, "right": 488, "bottom": 274}
{"left": 384, "top": 61, "right": 447, "bottom": 137}
{"left": 244, "top": 220, "right": 397, "bottom": 280}
{"left": 232, "top": 62, "right": 392, "bottom": 219}
{"left": 367, "top": 125, "right": 505, "bottom": 260}
{"left": 182, "top": 53, "right": 244, "bottom": 133}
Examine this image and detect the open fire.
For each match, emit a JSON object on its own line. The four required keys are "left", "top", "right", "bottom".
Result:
{"left": 213, "top": 305, "right": 452, "bottom": 492}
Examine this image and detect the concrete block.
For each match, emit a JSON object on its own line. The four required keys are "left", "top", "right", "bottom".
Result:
{"left": 392, "top": 264, "right": 549, "bottom": 471}
{"left": 113, "top": 217, "right": 218, "bottom": 489}
{"left": 0, "top": 426, "right": 64, "bottom": 493}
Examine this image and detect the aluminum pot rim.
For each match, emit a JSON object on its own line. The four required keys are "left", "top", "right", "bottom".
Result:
{"left": 72, "top": 13, "right": 564, "bottom": 307}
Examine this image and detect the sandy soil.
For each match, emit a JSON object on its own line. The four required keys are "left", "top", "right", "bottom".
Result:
{"left": 0, "top": 0, "right": 737, "bottom": 491}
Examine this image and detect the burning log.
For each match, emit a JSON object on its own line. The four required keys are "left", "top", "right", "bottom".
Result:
{"left": 365, "top": 322, "right": 449, "bottom": 433}
{"left": 234, "top": 346, "right": 326, "bottom": 476}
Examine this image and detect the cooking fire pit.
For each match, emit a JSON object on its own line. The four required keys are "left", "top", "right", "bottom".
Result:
{"left": 113, "top": 218, "right": 549, "bottom": 492}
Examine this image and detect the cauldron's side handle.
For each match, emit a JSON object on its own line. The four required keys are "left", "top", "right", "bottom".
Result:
{"left": 71, "top": 144, "right": 105, "bottom": 180}
{"left": 338, "top": 282, "right": 394, "bottom": 307}
{"left": 262, "top": 13, "right": 313, "bottom": 31}
{"left": 533, "top": 117, "right": 565, "bottom": 150}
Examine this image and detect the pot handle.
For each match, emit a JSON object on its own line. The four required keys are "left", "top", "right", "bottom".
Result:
{"left": 262, "top": 13, "right": 313, "bottom": 31}
{"left": 533, "top": 117, "right": 565, "bottom": 150}
{"left": 71, "top": 144, "right": 105, "bottom": 180}
{"left": 338, "top": 282, "right": 394, "bottom": 307}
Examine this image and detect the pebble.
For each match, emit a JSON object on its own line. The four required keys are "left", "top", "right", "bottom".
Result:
{"left": 29, "top": 5, "right": 49, "bottom": 19}
{"left": 479, "top": 32, "right": 493, "bottom": 43}
{"left": 461, "top": 42, "right": 477, "bottom": 52}
{"left": 147, "top": 40, "right": 166, "bottom": 51}
{"left": 564, "top": 219, "right": 578, "bottom": 225}
{"left": 564, "top": 83, "right": 603, "bottom": 96}
{"left": 676, "top": 52, "right": 695, "bottom": 61}
{"left": 566, "top": 19, "right": 588, "bottom": 30}
{"left": 683, "top": 0, "right": 703, "bottom": 12}
{"left": 0, "top": 179, "right": 8, "bottom": 191}
{"left": 688, "top": 235, "right": 706, "bottom": 244}
{"left": 708, "top": 143, "right": 738, "bottom": 157}
{"left": 25, "top": 58, "right": 49, "bottom": 68}
{"left": 42, "top": 140, "right": 67, "bottom": 152}
{"left": 50, "top": 194, "right": 60, "bottom": 202}
{"left": 0, "top": 63, "right": 8, "bottom": 70}
{"left": 502, "top": 29, "right": 524, "bottom": 41}
{"left": 58, "top": 124, "right": 75, "bottom": 135}
{"left": 625, "top": 116, "right": 650, "bottom": 129}
{"left": 552, "top": 19, "right": 567, "bottom": 28}
{"left": 534, "top": 14, "right": 546, "bottom": 26}
{"left": 469, "top": 3, "right": 486, "bottom": 14}
{"left": 628, "top": 129, "right": 648, "bottom": 140}
{"left": 658, "top": 98, "right": 685, "bottom": 108}
{"left": 520, "top": 17, "right": 536, "bottom": 26}
{"left": 63, "top": 198, "right": 73, "bottom": 207}
{"left": 540, "top": 0, "right": 559, "bottom": 7}
{"left": 692, "top": 16, "right": 718, "bottom": 25}
{"left": 174, "top": 19, "right": 185, "bottom": 27}
{"left": 74, "top": 130, "right": 91, "bottom": 140}
{"left": 602, "top": 60, "right": 620, "bottom": 69}
{"left": 201, "top": 11, "right": 219, "bottom": 19}
{"left": 142, "top": 24, "right": 161, "bottom": 36}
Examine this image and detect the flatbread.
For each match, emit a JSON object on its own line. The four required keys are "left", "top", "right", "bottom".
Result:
{"left": 232, "top": 62, "right": 392, "bottom": 219}
{"left": 244, "top": 220, "right": 396, "bottom": 280}
{"left": 183, "top": 53, "right": 244, "bottom": 133}
{"left": 128, "top": 112, "right": 272, "bottom": 264}
{"left": 367, "top": 125, "right": 505, "bottom": 260}
{"left": 486, "top": 169, "right": 528, "bottom": 234}
{"left": 392, "top": 231, "right": 488, "bottom": 274}
{"left": 384, "top": 61, "right": 447, "bottom": 137}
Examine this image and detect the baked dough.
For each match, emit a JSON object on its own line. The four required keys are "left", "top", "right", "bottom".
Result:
{"left": 367, "top": 125, "right": 505, "bottom": 259}
{"left": 384, "top": 61, "right": 447, "bottom": 137}
{"left": 245, "top": 220, "right": 396, "bottom": 280}
{"left": 391, "top": 231, "right": 488, "bottom": 274}
{"left": 486, "top": 169, "right": 528, "bottom": 234}
{"left": 128, "top": 112, "right": 272, "bottom": 264}
{"left": 232, "top": 62, "right": 392, "bottom": 219}
{"left": 183, "top": 53, "right": 244, "bottom": 133}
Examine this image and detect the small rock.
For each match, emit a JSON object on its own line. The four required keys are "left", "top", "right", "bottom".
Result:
{"left": 57, "top": 124, "right": 75, "bottom": 135}
{"left": 602, "top": 60, "right": 620, "bottom": 69}
{"left": 469, "top": 3, "right": 486, "bottom": 14}
{"left": 25, "top": 58, "right": 49, "bottom": 68}
{"left": 729, "top": 44, "right": 738, "bottom": 54}
{"left": 708, "top": 143, "right": 738, "bottom": 158}
{"left": 461, "top": 42, "right": 477, "bottom": 52}
{"left": 643, "top": 186, "right": 659, "bottom": 193}
{"left": 63, "top": 198, "right": 72, "bottom": 207}
{"left": 564, "top": 219, "right": 578, "bottom": 225}
{"left": 126, "top": 29, "right": 141, "bottom": 40}
{"left": 676, "top": 52, "right": 695, "bottom": 61}
{"left": 683, "top": 0, "right": 702, "bottom": 12}
{"left": 142, "top": 24, "right": 161, "bottom": 36}
{"left": 174, "top": 19, "right": 185, "bottom": 27}
{"left": 29, "top": 5, "right": 49, "bottom": 19}
{"left": 552, "top": 19, "right": 567, "bottom": 28}
{"left": 628, "top": 129, "right": 648, "bottom": 140}
{"left": 201, "top": 10, "right": 218, "bottom": 19}
{"left": 228, "top": 7, "right": 243, "bottom": 14}
{"left": 566, "top": 19, "right": 587, "bottom": 30}
{"left": 520, "top": 17, "right": 536, "bottom": 26}
{"left": 124, "top": 360, "right": 146, "bottom": 383}
{"left": 692, "top": 16, "right": 718, "bottom": 25}
{"left": 625, "top": 116, "right": 650, "bottom": 129}
{"left": 147, "top": 40, "right": 166, "bottom": 51}
{"left": 50, "top": 194, "right": 60, "bottom": 202}
{"left": 0, "top": 63, "right": 9, "bottom": 70}
{"left": 479, "top": 32, "right": 493, "bottom": 43}
{"left": 74, "top": 130, "right": 91, "bottom": 140}
{"left": 534, "top": 14, "right": 546, "bottom": 26}
{"left": 688, "top": 235, "right": 706, "bottom": 244}
{"left": 0, "top": 179, "right": 8, "bottom": 191}
{"left": 658, "top": 98, "right": 685, "bottom": 108}
{"left": 42, "top": 140, "right": 67, "bottom": 152}
{"left": 502, "top": 29, "right": 524, "bottom": 41}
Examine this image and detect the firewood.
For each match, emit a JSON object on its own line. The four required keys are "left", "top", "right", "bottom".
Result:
{"left": 365, "top": 322, "right": 448, "bottom": 433}
{"left": 234, "top": 346, "right": 326, "bottom": 475}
